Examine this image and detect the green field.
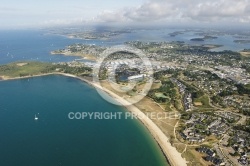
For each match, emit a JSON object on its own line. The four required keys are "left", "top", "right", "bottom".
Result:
{"left": 245, "top": 84, "right": 250, "bottom": 90}
{"left": 155, "top": 92, "right": 168, "bottom": 98}
{"left": 193, "top": 95, "right": 212, "bottom": 108}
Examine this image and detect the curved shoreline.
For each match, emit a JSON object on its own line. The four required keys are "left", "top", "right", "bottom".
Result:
{"left": 1, "top": 72, "right": 187, "bottom": 166}
{"left": 58, "top": 73, "right": 187, "bottom": 166}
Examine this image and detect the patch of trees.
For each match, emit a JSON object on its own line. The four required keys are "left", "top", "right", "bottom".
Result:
{"left": 219, "top": 90, "right": 234, "bottom": 97}
{"left": 240, "top": 109, "right": 250, "bottom": 116}
{"left": 180, "top": 113, "right": 191, "bottom": 120}
{"left": 0, "top": 65, "right": 14, "bottom": 72}
{"left": 19, "top": 73, "right": 29, "bottom": 77}
{"left": 211, "top": 95, "right": 223, "bottom": 105}
{"left": 147, "top": 80, "right": 176, "bottom": 103}
{"left": 183, "top": 70, "right": 220, "bottom": 81}
{"left": 40, "top": 65, "right": 59, "bottom": 73}
{"left": 219, "top": 50, "right": 242, "bottom": 60}
{"left": 153, "top": 69, "right": 181, "bottom": 80}
{"left": 60, "top": 65, "right": 92, "bottom": 75}
{"left": 192, "top": 90, "right": 204, "bottom": 99}
{"left": 233, "top": 125, "right": 250, "bottom": 133}
{"left": 242, "top": 64, "right": 250, "bottom": 73}
{"left": 236, "top": 84, "right": 250, "bottom": 95}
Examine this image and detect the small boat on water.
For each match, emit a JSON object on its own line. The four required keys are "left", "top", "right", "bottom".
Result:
{"left": 34, "top": 114, "right": 38, "bottom": 120}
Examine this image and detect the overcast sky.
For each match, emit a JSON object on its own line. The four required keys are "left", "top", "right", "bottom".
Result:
{"left": 1, "top": 0, "right": 250, "bottom": 29}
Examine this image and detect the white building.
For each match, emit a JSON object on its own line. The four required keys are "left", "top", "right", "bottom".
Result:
{"left": 128, "top": 74, "right": 145, "bottom": 81}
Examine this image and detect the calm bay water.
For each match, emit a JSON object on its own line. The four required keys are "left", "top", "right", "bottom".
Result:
{"left": 0, "top": 75, "right": 168, "bottom": 166}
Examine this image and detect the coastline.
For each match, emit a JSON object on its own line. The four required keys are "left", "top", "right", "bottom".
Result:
{"left": 55, "top": 73, "right": 187, "bottom": 166}
{"left": 1, "top": 72, "right": 187, "bottom": 166}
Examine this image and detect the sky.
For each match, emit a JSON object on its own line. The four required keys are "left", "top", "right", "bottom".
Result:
{"left": 1, "top": 0, "right": 250, "bottom": 29}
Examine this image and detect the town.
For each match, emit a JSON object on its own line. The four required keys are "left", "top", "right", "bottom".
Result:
{"left": 50, "top": 40, "right": 250, "bottom": 165}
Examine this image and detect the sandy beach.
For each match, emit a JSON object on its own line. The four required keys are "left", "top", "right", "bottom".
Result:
{"left": 57, "top": 73, "right": 187, "bottom": 166}
{"left": 1, "top": 72, "right": 187, "bottom": 166}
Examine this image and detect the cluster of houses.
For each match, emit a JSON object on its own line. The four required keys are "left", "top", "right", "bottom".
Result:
{"left": 179, "top": 130, "right": 205, "bottom": 143}
{"left": 125, "top": 41, "right": 245, "bottom": 72}
{"left": 213, "top": 66, "right": 250, "bottom": 85}
{"left": 196, "top": 147, "right": 223, "bottom": 165}
{"left": 208, "top": 118, "right": 230, "bottom": 137}
{"left": 228, "top": 130, "right": 250, "bottom": 165}
{"left": 180, "top": 112, "right": 250, "bottom": 165}
{"left": 53, "top": 61, "right": 93, "bottom": 68}
{"left": 52, "top": 43, "right": 106, "bottom": 57}
{"left": 182, "top": 113, "right": 250, "bottom": 165}
{"left": 179, "top": 114, "right": 207, "bottom": 143}
{"left": 104, "top": 59, "right": 146, "bottom": 72}
{"left": 170, "top": 78, "right": 193, "bottom": 111}
{"left": 179, "top": 113, "right": 231, "bottom": 143}
{"left": 184, "top": 69, "right": 235, "bottom": 95}
{"left": 239, "top": 155, "right": 249, "bottom": 165}
{"left": 215, "top": 112, "right": 241, "bottom": 123}
{"left": 68, "top": 44, "right": 105, "bottom": 57}
{"left": 52, "top": 61, "right": 90, "bottom": 69}
{"left": 183, "top": 93, "right": 192, "bottom": 111}
{"left": 223, "top": 96, "right": 250, "bottom": 113}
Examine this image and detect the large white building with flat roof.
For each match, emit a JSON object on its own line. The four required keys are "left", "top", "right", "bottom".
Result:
{"left": 127, "top": 74, "right": 145, "bottom": 81}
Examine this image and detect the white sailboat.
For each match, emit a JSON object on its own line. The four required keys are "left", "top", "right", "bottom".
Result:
{"left": 34, "top": 114, "right": 38, "bottom": 120}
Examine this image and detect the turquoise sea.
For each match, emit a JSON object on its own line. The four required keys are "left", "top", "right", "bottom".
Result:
{"left": 0, "top": 75, "right": 168, "bottom": 166}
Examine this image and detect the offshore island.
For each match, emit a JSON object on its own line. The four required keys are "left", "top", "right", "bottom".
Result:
{"left": 1, "top": 39, "right": 250, "bottom": 166}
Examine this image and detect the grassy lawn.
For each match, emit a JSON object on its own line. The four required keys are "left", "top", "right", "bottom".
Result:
{"left": 155, "top": 92, "right": 168, "bottom": 98}
{"left": 0, "top": 61, "right": 54, "bottom": 78}
{"left": 240, "top": 51, "right": 250, "bottom": 57}
{"left": 182, "top": 148, "right": 204, "bottom": 166}
{"left": 193, "top": 95, "right": 212, "bottom": 108}
{"left": 245, "top": 84, "right": 250, "bottom": 90}
{"left": 151, "top": 82, "right": 162, "bottom": 89}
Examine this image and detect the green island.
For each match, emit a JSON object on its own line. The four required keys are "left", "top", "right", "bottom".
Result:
{"left": 190, "top": 36, "right": 218, "bottom": 42}
{"left": 47, "top": 29, "right": 131, "bottom": 40}
{"left": 169, "top": 31, "right": 184, "bottom": 37}
{"left": 234, "top": 39, "right": 250, "bottom": 44}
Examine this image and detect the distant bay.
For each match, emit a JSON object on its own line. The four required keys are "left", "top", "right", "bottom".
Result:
{"left": 0, "top": 75, "right": 168, "bottom": 166}
{"left": 0, "top": 29, "right": 249, "bottom": 65}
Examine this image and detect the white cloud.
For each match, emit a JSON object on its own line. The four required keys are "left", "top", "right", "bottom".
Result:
{"left": 39, "top": 18, "right": 85, "bottom": 27}
{"left": 95, "top": 0, "right": 250, "bottom": 24}
{"left": 95, "top": 10, "right": 127, "bottom": 22}
{"left": 185, "top": 0, "right": 248, "bottom": 22}
{"left": 124, "top": 1, "right": 178, "bottom": 21}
